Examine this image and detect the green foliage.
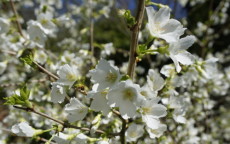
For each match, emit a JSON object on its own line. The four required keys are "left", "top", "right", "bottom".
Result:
{"left": 19, "top": 49, "right": 37, "bottom": 69}
{"left": 123, "top": 10, "right": 136, "bottom": 29}
{"left": 120, "top": 75, "right": 130, "bottom": 81}
{"left": 137, "top": 44, "right": 148, "bottom": 57}
{"left": 4, "top": 85, "right": 32, "bottom": 107}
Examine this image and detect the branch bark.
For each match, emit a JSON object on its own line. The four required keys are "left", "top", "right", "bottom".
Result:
{"left": 9, "top": 0, "right": 24, "bottom": 37}
{"left": 13, "top": 105, "right": 106, "bottom": 135}
{"left": 127, "top": 0, "right": 145, "bottom": 79}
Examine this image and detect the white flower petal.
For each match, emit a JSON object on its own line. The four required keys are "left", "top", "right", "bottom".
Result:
{"left": 89, "top": 59, "right": 121, "bottom": 90}
{"left": 11, "top": 122, "right": 35, "bottom": 137}
{"left": 170, "top": 54, "right": 181, "bottom": 73}
{"left": 142, "top": 115, "right": 160, "bottom": 129}
{"left": 146, "top": 124, "right": 167, "bottom": 139}
{"left": 89, "top": 90, "right": 110, "bottom": 115}
{"left": 50, "top": 83, "right": 66, "bottom": 103}
{"left": 147, "top": 69, "right": 165, "bottom": 91}
{"left": 65, "top": 98, "right": 88, "bottom": 122}
{"left": 175, "top": 51, "right": 195, "bottom": 65}
{"left": 153, "top": 7, "right": 170, "bottom": 26}
{"left": 126, "top": 123, "right": 144, "bottom": 142}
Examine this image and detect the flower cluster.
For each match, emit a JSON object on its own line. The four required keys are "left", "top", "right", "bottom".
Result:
{"left": 0, "top": 0, "right": 229, "bottom": 144}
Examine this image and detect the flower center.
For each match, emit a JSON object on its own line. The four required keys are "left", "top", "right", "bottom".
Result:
{"left": 140, "top": 91, "right": 148, "bottom": 98}
{"left": 106, "top": 72, "right": 117, "bottom": 83}
{"left": 66, "top": 73, "right": 77, "bottom": 81}
{"left": 154, "top": 22, "right": 165, "bottom": 33}
{"left": 122, "top": 88, "right": 135, "bottom": 101}
{"left": 142, "top": 107, "right": 151, "bottom": 114}
{"left": 129, "top": 131, "right": 137, "bottom": 137}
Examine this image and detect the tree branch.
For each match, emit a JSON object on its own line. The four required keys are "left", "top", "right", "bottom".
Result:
{"left": 13, "top": 105, "right": 106, "bottom": 135}
{"left": 127, "top": 0, "right": 145, "bottom": 79}
{"left": 33, "top": 61, "right": 59, "bottom": 80}
{"left": 9, "top": 0, "right": 24, "bottom": 37}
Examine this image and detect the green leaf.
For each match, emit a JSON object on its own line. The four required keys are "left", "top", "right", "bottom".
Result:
{"left": 20, "top": 85, "right": 30, "bottom": 100}
{"left": 120, "top": 75, "right": 130, "bottom": 81}
{"left": 123, "top": 10, "right": 136, "bottom": 28}
{"left": 137, "top": 44, "right": 147, "bottom": 55}
{"left": 19, "top": 49, "right": 37, "bottom": 69}
{"left": 4, "top": 85, "right": 32, "bottom": 107}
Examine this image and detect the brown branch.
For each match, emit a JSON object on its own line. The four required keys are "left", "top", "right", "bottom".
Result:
{"left": 13, "top": 105, "right": 106, "bottom": 135}
{"left": 127, "top": 0, "right": 145, "bottom": 79}
{"left": 33, "top": 61, "right": 59, "bottom": 80}
{"left": 9, "top": 0, "right": 24, "bottom": 37}
{"left": 36, "top": 137, "right": 57, "bottom": 144}
{"left": 112, "top": 109, "right": 129, "bottom": 144}
{"left": 0, "top": 50, "right": 17, "bottom": 55}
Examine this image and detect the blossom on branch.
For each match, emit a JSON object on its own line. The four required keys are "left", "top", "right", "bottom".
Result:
{"left": 146, "top": 7, "right": 186, "bottom": 43}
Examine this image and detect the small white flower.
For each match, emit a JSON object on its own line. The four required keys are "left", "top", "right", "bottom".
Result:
{"left": 142, "top": 115, "right": 161, "bottom": 129}
{"left": 50, "top": 83, "right": 67, "bottom": 103}
{"left": 141, "top": 98, "right": 167, "bottom": 129}
{"left": 27, "top": 20, "right": 47, "bottom": 47}
{"left": 37, "top": 12, "right": 57, "bottom": 34}
{"left": 53, "top": 132, "right": 88, "bottom": 144}
{"left": 141, "top": 99, "right": 167, "bottom": 119}
{"left": 98, "top": 140, "right": 110, "bottom": 144}
{"left": 169, "top": 95, "right": 187, "bottom": 123}
{"left": 53, "top": 132, "right": 69, "bottom": 144}
{"left": 146, "top": 123, "right": 167, "bottom": 139}
{"left": 87, "top": 89, "right": 110, "bottom": 115}
{"left": 0, "top": 61, "right": 7, "bottom": 75}
{"left": 57, "top": 64, "right": 80, "bottom": 87}
{"left": 160, "top": 64, "right": 175, "bottom": 77}
{"left": 34, "top": 50, "right": 48, "bottom": 64}
{"left": 0, "top": 18, "right": 10, "bottom": 34}
{"left": 89, "top": 59, "right": 121, "bottom": 90}
{"left": 126, "top": 123, "right": 144, "bottom": 142}
{"left": 101, "top": 43, "right": 115, "bottom": 57}
{"left": 11, "top": 122, "right": 35, "bottom": 137}
{"left": 202, "top": 57, "right": 218, "bottom": 79}
{"left": 140, "top": 84, "right": 157, "bottom": 100}
{"left": 107, "top": 80, "right": 143, "bottom": 119}
{"left": 147, "top": 69, "right": 165, "bottom": 92}
{"left": 65, "top": 98, "right": 88, "bottom": 122}
{"left": 146, "top": 7, "right": 186, "bottom": 43}
{"left": 168, "top": 35, "right": 196, "bottom": 72}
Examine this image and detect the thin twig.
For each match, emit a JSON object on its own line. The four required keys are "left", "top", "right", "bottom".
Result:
{"left": 112, "top": 109, "right": 129, "bottom": 144}
{"left": 0, "top": 49, "right": 17, "bottom": 55}
{"left": 9, "top": 0, "right": 24, "bottom": 37}
{"left": 13, "top": 105, "right": 106, "bottom": 135}
{"left": 33, "top": 61, "right": 59, "bottom": 80}
{"left": 36, "top": 137, "right": 57, "bottom": 144}
{"left": 127, "top": 0, "right": 145, "bottom": 79}
{"left": 90, "top": 20, "right": 94, "bottom": 55}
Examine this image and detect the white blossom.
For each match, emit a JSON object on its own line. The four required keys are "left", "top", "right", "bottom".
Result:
{"left": 57, "top": 64, "right": 80, "bottom": 87}
{"left": 168, "top": 35, "right": 196, "bottom": 72}
{"left": 65, "top": 98, "right": 88, "bottom": 122}
{"left": 107, "top": 80, "right": 143, "bottom": 119}
{"left": 126, "top": 123, "right": 144, "bottom": 142}
{"left": 34, "top": 50, "right": 48, "bottom": 64}
{"left": 147, "top": 69, "right": 165, "bottom": 92}
{"left": 87, "top": 89, "right": 110, "bottom": 115}
{"left": 89, "top": 59, "right": 121, "bottom": 90}
{"left": 53, "top": 132, "right": 88, "bottom": 144}
{"left": 146, "top": 7, "right": 186, "bottom": 43}
{"left": 146, "top": 124, "right": 167, "bottom": 139}
{"left": 140, "top": 84, "right": 157, "bottom": 100}
{"left": 27, "top": 20, "right": 47, "bottom": 47}
{"left": 0, "top": 61, "right": 7, "bottom": 75}
{"left": 0, "top": 18, "right": 10, "bottom": 34}
{"left": 11, "top": 122, "right": 35, "bottom": 137}
{"left": 50, "top": 83, "right": 66, "bottom": 103}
